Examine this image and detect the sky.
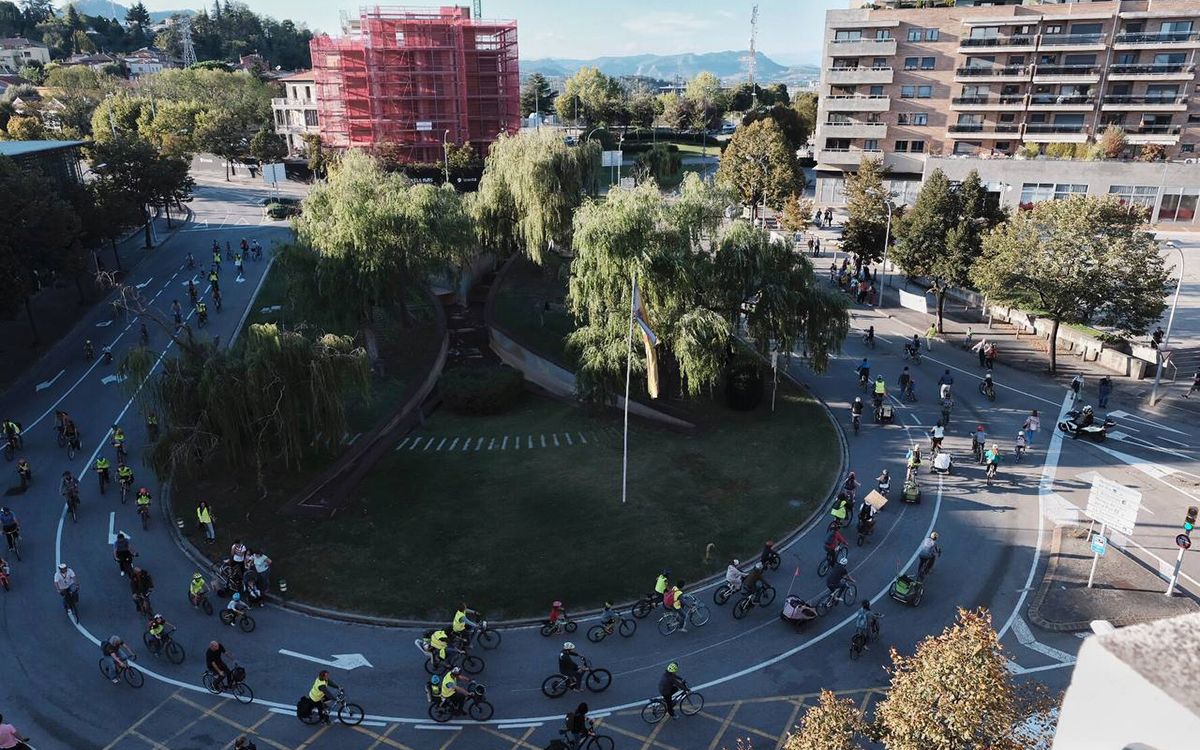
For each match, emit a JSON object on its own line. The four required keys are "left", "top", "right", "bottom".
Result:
{"left": 130, "top": 0, "right": 845, "bottom": 64}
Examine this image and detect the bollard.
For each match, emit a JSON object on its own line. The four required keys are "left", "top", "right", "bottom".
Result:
{"left": 175, "top": 518, "right": 184, "bottom": 530}
{"left": 278, "top": 579, "right": 288, "bottom": 595}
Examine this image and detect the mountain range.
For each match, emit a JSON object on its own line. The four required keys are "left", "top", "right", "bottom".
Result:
{"left": 521, "top": 51, "right": 820, "bottom": 86}
{"left": 65, "top": 0, "right": 195, "bottom": 23}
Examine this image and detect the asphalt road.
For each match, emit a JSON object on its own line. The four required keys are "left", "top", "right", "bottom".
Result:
{"left": 1, "top": 187, "right": 1196, "bottom": 750}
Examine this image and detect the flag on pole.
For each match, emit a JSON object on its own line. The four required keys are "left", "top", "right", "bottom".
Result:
{"left": 631, "top": 278, "right": 660, "bottom": 398}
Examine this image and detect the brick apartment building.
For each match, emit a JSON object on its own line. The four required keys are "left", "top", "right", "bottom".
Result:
{"left": 309, "top": 5, "right": 520, "bottom": 164}
{"left": 814, "top": 0, "right": 1200, "bottom": 206}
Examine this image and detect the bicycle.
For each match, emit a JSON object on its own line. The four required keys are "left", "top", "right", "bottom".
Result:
{"left": 1, "top": 437, "right": 15, "bottom": 462}
{"left": 631, "top": 592, "right": 661, "bottom": 619}
{"left": 61, "top": 588, "right": 79, "bottom": 621}
{"left": 66, "top": 490, "right": 80, "bottom": 523}
{"left": 0, "top": 561, "right": 9, "bottom": 592}
{"left": 559, "top": 720, "right": 614, "bottom": 750}
{"left": 657, "top": 595, "right": 710, "bottom": 635}
{"left": 119, "top": 477, "right": 132, "bottom": 505}
{"left": 219, "top": 608, "right": 257, "bottom": 632}
{"left": 815, "top": 581, "right": 858, "bottom": 616}
{"left": 851, "top": 411, "right": 860, "bottom": 435}
{"left": 189, "top": 589, "right": 214, "bottom": 615}
{"left": 986, "top": 461, "right": 999, "bottom": 487}
{"left": 99, "top": 656, "right": 144, "bottom": 688}
{"left": 203, "top": 665, "right": 254, "bottom": 703}
{"left": 96, "top": 467, "right": 110, "bottom": 495}
{"left": 713, "top": 579, "right": 741, "bottom": 606}
{"left": 862, "top": 332, "right": 875, "bottom": 349}
{"left": 586, "top": 613, "right": 637, "bottom": 642}
{"left": 849, "top": 613, "right": 882, "bottom": 660}
{"left": 133, "top": 591, "right": 154, "bottom": 617}
{"left": 733, "top": 583, "right": 776, "bottom": 619}
{"left": 138, "top": 503, "right": 151, "bottom": 530}
{"left": 415, "top": 638, "right": 484, "bottom": 676}
{"left": 427, "top": 681, "right": 493, "bottom": 723}
{"left": 978, "top": 381, "right": 997, "bottom": 402}
{"left": 541, "top": 661, "right": 612, "bottom": 698}
{"left": 113, "top": 441, "right": 128, "bottom": 464}
{"left": 143, "top": 627, "right": 186, "bottom": 664}
{"left": 641, "top": 688, "right": 704, "bottom": 724}
{"left": 299, "top": 688, "right": 364, "bottom": 726}
{"left": 66, "top": 434, "right": 79, "bottom": 460}
{"left": 903, "top": 346, "right": 922, "bottom": 364}
{"left": 540, "top": 616, "right": 578, "bottom": 638}
{"left": 902, "top": 382, "right": 918, "bottom": 403}
{"left": 762, "top": 547, "right": 781, "bottom": 570}
{"left": 4, "top": 528, "right": 21, "bottom": 562}
{"left": 817, "top": 544, "right": 848, "bottom": 577}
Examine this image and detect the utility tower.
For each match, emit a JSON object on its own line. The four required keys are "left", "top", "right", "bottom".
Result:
{"left": 180, "top": 16, "right": 197, "bottom": 68}
{"left": 747, "top": 4, "right": 759, "bottom": 106}
{"left": 473, "top": 0, "right": 481, "bottom": 19}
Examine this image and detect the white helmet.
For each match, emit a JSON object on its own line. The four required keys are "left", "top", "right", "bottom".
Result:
{"left": 563, "top": 642, "right": 575, "bottom": 651}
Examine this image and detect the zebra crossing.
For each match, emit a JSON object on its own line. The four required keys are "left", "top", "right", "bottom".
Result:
{"left": 393, "top": 430, "right": 608, "bottom": 454}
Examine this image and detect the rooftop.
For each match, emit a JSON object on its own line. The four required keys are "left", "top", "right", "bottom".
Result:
{"left": 0, "top": 140, "right": 85, "bottom": 158}
{"left": 0, "top": 37, "right": 46, "bottom": 50}
{"left": 277, "top": 70, "right": 315, "bottom": 82}
{"left": 1094, "top": 612, "right": 1200, "bottom": 717}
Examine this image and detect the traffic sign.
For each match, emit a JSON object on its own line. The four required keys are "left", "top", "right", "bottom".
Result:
{"left": 1085, "top": 476, "right": 1142, "bottom": 536}
{"left": 1091, "top": 535, "right": 1108, "bottom": 556}
{"left": 1177, "top": 534, "right": 1192, "bottom": 550}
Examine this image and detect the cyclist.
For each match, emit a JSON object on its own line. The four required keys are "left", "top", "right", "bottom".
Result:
{"left": 547, "top": 600, "right": 567, "bottom": 628}
{"left": 113, "top": 532, "right": 135, "bottom": 577}
{"left": 897, "top": 366, "right": 912, "bottom": 399}
{"left": 60, "top": 471, "right": 80, "bottom": 510}
{"left": 187, "top": 279, "right": 198, "bottom": 305}
{"left": 15, "top": 458, "right": 31, "bottom": 489}
{"left": 876, "top": 468, "right": 891, "bottom": 496}
{"left": 307, "top": 669, "right": 342, "bottom": 723}
{"left": 871, "top": 375, "right": 886, "bottom": 410}
{"left": 95, "top": 455, "right": 112, "bottom": 492}
{"left": 658, "top": 662, "right": 687, "bottom": 718}
{"left": 135, "top": 486, "right": 152, "bottom": 513}
{"left": 824, "top": 521, "right": 848, "bottom": 559}
{"left": 0, "top": 712, "right": 32, "bottom": 750}
{"left": 724, "top": 559, "right": 743, "bottom": 590}
{"left": 972, "top": 425, "right": 988, "bottom": 463}
{"left": 740, "top": 561, "right": 767, "bottom": 597}
{"left": 102, "top": 636, "right": 135, "bottom": 682}
{"left": 981, "top": 372, "right": 995, "bottom": 399}
{"left": 171, "top": 299, "right": 183, "bottom": 327}
{"left": 864, "top": 325, "right": 875, "bottom": 347}
{"left": 857, "top": 499, "right": 878, "bottom": 539}
{"left": 850, "top": 396, "right": 864, "bottom": 427}
{"left": 213, "top": 286, "right": 223, "bottom": 310}
{"left": 917, "top": 532, "right": 941, "bottom": 578}
{"left": 559, "top": 642, "right": 585, "bottom": 690}
{"left": 1016, "top": 430, "right": 1027, "bottom": 460}
{"left": 205, "top": 641, "right": 233, "bottom": 689}
{"left": 905, "top": 333, "right": 921, "bottom": 359}
{"left": 1, "top": 419, "right": 21, "bottom": 449}
{"left": 225, "top": 592, "right": 250, "bottom": 624}
{"left": 937, "top": 370, "right": 954, "bottom": 400}
{"left": 196, "top": 300, "right": 208, "bottom": 324}
{"left": 188, "top": 572, "right": 208, "bottom": 608}
{"left": 63, "top": 419, "right": 81, "bottom": 451}
{"left": 855, "top": 358, "right": 871, "bottom": 387}
{"left": 54, "top": 409, "right": 70, "bottom": 439}
{"left": 654, "top": 570, "right": 670, "bottom": 604}
{"left": 427, "top": 627, "right": 451, "bottom": 669}
{"left": 116, "top": 462, "right": 134, "bottom": 493}
{"left": 129, "top": 566, "right": 154, "bottom": 613}
{"left": 208, "top": 269, "right": 220, "bottom": 293}
{"left": 824, "top": 558, "right": 855, "bottom": 599}
{"left": 438, "top": 666, "right": 469, "bottom": 714}
{"left": 146, "top": 614, "right": 172, "bottom": 650}
{"left": 854, "top": 601, "right": 875, "bottom": 642}
{"left": 664, "top": 580, "right": 688, "bottom": 632}
{"left": 905, "top": 445, "right": 922, "bottom": 481}
{"left": 830, "top": 492, "right": 851, "bottom": 525}
{"left": 53, "top": 562, "right": 79, "bottom": 613}
{"left": 564, "top": 702, "right": 590, "bottom": 746}
{"left": 929, "top": 420, "right": 945, "bottom": 454}
{"left": 985, "top": 443, "right": 1001, "bottom": 480}
{"left": 939, "top": 394, "right": 953, "bottom": 424}
{"left": 212, "top": 241, "right": 222, "bottom": 265}
{"left": 1, "top": 508, "right": 18, "bottom": 554}
{"left": 240, "top": 238, "right": 249, "bottom": 254}
{"left": 842, "top": 472, "right": 859, "bottom": 504}
{"left": 111, "top": 425, "right": 126, "bottom": 452}
{"left": 599, "top": 601, "right": 620, "bottom": 631}
{"left": 451, "top": 602, "right": 480, "bottom": 643}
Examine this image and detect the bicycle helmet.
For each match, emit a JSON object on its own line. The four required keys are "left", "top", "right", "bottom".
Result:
{"left": 552, "top": 600, "right": 562, "bottom": 608}
{"left": 139, "top": 487, "right": 148, "bottom": 494}
{"left": 108, "top": 635, "right": 121, "bottom": 646}
{"left": 451, "top": 666, "right": 462, "bottom": 675}
{"left": 1018, "top": 430, "right": 1025, "bottom": 438}
{"left": 1083, "top": 405, "right": 1094, "bottom": 415}
{"left": 854, "top": 396, "right": 862, "bottom": 403}
{"left": 992, "top": 444, "right": 999, "bottom": 451}
{"left": 563, "top": 642, "right": 575, "bottom": 651}
{"left": 153, "top": 614, "right": 164, "bottom": 622}
{"left": 232, "top": 593, "right": 241, "bottom": 601}
{"left": 764, "top": 540, "right": 774, "bottom": 548}
{"left": 930, "top": 532, "right": 939, "bottom": 540}
{"left": 431, "top": 675, "right": 441, "bottom": 685}
{"left": 731, "top": 559, "right": 739, "bottom": 566}
{"left": 193, "top": 572, "right": 204, "bottom": 579}
{"left": 58, "top": 563, "right": 67, "bottom": 570}
{"left": 754, "top": 562, "right": 763, "bottom": 571}
{"left": 666, "top": 662, "right": 679, "bottom": 673}
{"left": 603, "top": 601, "right": 612, "bottom": 608}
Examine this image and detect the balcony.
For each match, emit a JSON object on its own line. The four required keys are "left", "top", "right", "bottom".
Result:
{"left": 1107, "top": 63, "right": 1197, "bottom": 81}
{"left": 954, "top": 65, "right": 1031, "bottom": 82}
{"left": 1125, "top": 124, "right": 1183, "bottom": 145}
{"left": 946, "top": 123, "right": 1021, "bottom": 138}
{"left": 275, "top": 123, "right": 319, "bottom": 135}
{"left": 829, "top": 37, "right": 897, "bottom": 57}
{"left": 1038, "top": 33, "right": 1107, "bottom": 51}
{"left": 1032, "top": 64, "right": 1101, "bottom": 83}
{"left": 1028, "top": 94, "right": 1097, "bottom": 111}
{"left": 1101, "top": 95, "right": 1189, "bottom": 111}
{"left": 817, "top": 147, "right": 885, "bottom": 166}
{"left": 1114, "top": 31, "right": 1200, "bottom": 49}
{"left": 824, "top": 95, "right": 891, "bottom": 113}
{"left": 957, "top": 35, "right": 1037, "bottom": 53}
{"left": 950, "top": 94, "right": 1027, "bottom": 111}
{"left": 271, "top": 98, "right": 318, "bottom": 108}
{"left": 826, "top": 66, "right": 894, "bottom": 85}
{"left": 821, "top": 121, "right": 888, "bottom": 139}
{"left": 1023, "top": 123, "right": 1090, "bottom": 142}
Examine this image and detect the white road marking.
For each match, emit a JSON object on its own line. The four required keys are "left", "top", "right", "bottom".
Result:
{"left": 95, "top": 320, "right": 113, "bottom": 328}
{"left": 424, "top": 437, "right": 435, "bottom": 451}
{"left": 498, "top": 723, "right": 544, "bottom": 729}
{"left": 347, "top": 433, "right": 362, "bottom": 446}
{"left": 488, "top": 438, "right": 496, "bottom": 450}
{"left": 35, "top": 369, "right": 66, "bottom": 392}
{"left": 553, "top": 434, "right": 560, "bottom": 447}
{"left": 437, "top": 438, "right": 446, "bottom": 451}
{"left": 277, "top": 649, "right": 373, "bottom": 670}
{"left": 1107, "top": 432, "right": 1191, "bottom": 460}
{"left": 513, "top": 434, "right": 520, "bottom": 450}
{"left": 1107, "top": 410, "right": 1188, "bottom": 435}
{"left": 414, "top": 725, "right": 461, "bottom": 731}
{"left": 100, "top": 374, "right": 127, "bottom": 386}
{"left": 501, "top": 436, "right": 508, "bottom": 450}
{"left": 579, "top": 433, "right": 588, "bottom": 444}
{"left": 409, "top": 437, "right": 422, "bottom": 451}
{"left": 1011, "top": 616, "right": 1076, "bottom": 664}
{"left": 540, "top": 434, "right": 546, "bottom": 448}
{"left": 565, "top": 433, "right": 573, "bottom": 446}
{"left": 107, "top": 512, "right": 117, "bottom": 545}
{"left": 448, "top": 438, "right": 459, "bottom": 451}
{"left": 396, "top": 437, "right": 410, "bottom": 450}
{"left": 1091, "top": 443, "right": 1179, "bottom": 479}
{"left": 528, "top": 435, "right": 533, "bottom": 448}
{"left": 476, "top": 437, "right": 484, "bottom": 451}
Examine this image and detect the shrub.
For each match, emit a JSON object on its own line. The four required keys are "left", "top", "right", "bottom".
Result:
{"left": 440, "top": 364, "right": 525, "bottom": 415}
{"left": 265, "top": 202, "right": 299, "bottom": 219}
{"left": 1098, "top": 124, "right": 1127, "bottom": 159}
{"left": 1016, "top": 142, "right": 1041, "bottom": 159}
{"left": 1044, "top": 142, "right": 1076, "bottom": 160}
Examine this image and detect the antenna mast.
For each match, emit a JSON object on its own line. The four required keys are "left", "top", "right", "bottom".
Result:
{"left": 472, "top": 0, "right": 481, "bottom": 19}
{"left": 180, "top": 16, "right": 197, "bottom": 68}
{"left": 748, "top": 4, "right": 759, "bottom": 106}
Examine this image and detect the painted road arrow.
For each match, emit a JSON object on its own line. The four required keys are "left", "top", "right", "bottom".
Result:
{"left": 100, "top": 374, "right": 127, "bottom": 386}
{"left": 95, "top": 320, "right": 113, "bottom": 328}
{"left": 135, "top": 276, "right": 154, "bottom": 290}
{"left": 277, "top": 649, "right": 374, "bottom": 670}
{"left": 35, "top": 369, "right": 65, "bottom": 392}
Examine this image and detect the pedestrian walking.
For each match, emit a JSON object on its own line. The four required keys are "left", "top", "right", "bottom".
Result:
{"left": 1069, "top": 374, "right": 1083, "bottom": 402}
{"left": 807, "top": 236, "right": 815, "bottom": 254}
{"left": 925, "top": 323, "right": 938, "bottom": 350}
{"left": 813, "top": 208, "right": 822, "bottom": 227}
{"left": 1023, "top": 410, "right": 1040, "bottom": 447}
{"left": 975, "top": 339, "right": 988, "bottom": 368}
{"left": 196, "top": 501, "right": 216, "bottom": 543}
{"left": 985, "top": 342, "right": 997, "bottom": 370}
{"left": 1186, "top": 372, "right": 1200, "bottom": 399}
{"left": 814, "top": 237, "right": 822, "bottom": 255}
{"left": 1097, "top": 376, "right": 1112, "bottom": 408}
{"left": 824, "top": 207, "right": 833, "bottom": 226}
{"left": 249, "top": 550, "right": 272, "bottom": 592}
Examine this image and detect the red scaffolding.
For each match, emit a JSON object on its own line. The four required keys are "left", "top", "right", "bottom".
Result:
{"left": 311, "top": 5, "right": 520, "bottom": 163}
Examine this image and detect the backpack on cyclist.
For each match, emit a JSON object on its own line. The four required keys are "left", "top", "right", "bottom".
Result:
{"left": 296, "top": 696, "right": 314, "bottom": 718}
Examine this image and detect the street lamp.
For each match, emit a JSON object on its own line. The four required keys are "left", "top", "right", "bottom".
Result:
{"left": 879, "top": 192, "right": 898, "bottom": 305}
{"left": 584, "top": 127, "right": 606, "bottom": 195}
{"left": 443, "top": 129, "right": 451, "bottom": 185}
{"left": 1149, "top": 240, "right": 1183, "bottom": 405}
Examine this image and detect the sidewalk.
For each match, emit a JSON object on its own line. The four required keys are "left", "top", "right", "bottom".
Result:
{"left": 0, "top": 212, "right": 185, "bottom": 392}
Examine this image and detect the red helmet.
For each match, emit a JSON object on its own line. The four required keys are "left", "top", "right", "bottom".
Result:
{"left": 139, "top": 487, "right": 149, "bottom": 494}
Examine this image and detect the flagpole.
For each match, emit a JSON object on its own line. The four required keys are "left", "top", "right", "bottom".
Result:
{"left": 621, "top": 274, "right": 636, "bottom": 504}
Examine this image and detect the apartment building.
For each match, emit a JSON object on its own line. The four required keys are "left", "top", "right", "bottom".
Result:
{"left": 814, "top": 0, "right": 1200, "bottom": 204}
{"left": 0, "top": 37, "right": 50, "bottom": 73}
{"left": 271, "top": 71, "right": 321, "bottom": 156}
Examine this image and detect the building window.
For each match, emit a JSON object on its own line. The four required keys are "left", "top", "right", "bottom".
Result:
{"left": 926, "top": 28, "right": 939, "bottom": 41}
{"left": 1054, "top": 184, "right": 1088, "bottom": 200}
{"left": 835, "top": 30, "right": 863, "bottom": 41}
{"left": 395, "top": 32, "right": 405, "bottom": 46}
{"left": 864, "top": 139, "right": 880, "bottom": 151}
{"left": 907, "top": 29, "right": 921, "bottom": 42}
{"left": 1159, "top": 189, "right": 1199, "bottom": 222}
{"left": 305, "top": 85, "right": 311, "bottom": 100}
{"left": 920, "top": 57, "right": 935, "bottom": 70}
{"left": 954, "top": 141, "right": 982, "bottom": 156}
{"left": 869, "top": 85, "right": 885, "bottom": 96}
{"left": 917, "top": 85, "right": 932, "bottom": 98}
{"left": 904, "top": 57, "right": 918, "bottom": 70}
{"left": 1020, "top": 183, "right": 1086, "bottom": 205}
{"left": 873, "top": 57, "right": 888, "bottom": 68}
{"left": 900, "top": 85, "right": 915, "bottom": 98}
{"left": 1183, "top": 144, "right": 1195, "bottom": 153}
{"left": 875, "top": 29, "right": 892, "bottom": 40}
{"left": 1108, "top": 185, "right": 1159, "bottom": 211}
{"left": 895, "top": 140, "right": 909, "bottom": 152}
{"left": 274, "top": 110, "right": 284, "bottom": 126}
{"left": 910, "top": 140, "right": 926, "bottom": 153}
{"left": 897, "top": 113, "right": 928, "bottom": 126}
{"left": 305, "top": 110, "right": 319, "bottom": 127}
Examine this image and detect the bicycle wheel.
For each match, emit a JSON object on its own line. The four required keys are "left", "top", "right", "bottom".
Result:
{"left": 713, "top": 585, "right": 732, "bottom": 606}
{"left": 140, "top": 509, "right": 149, "bottom": 530}
{"left": 460, "top": 653, "right": 484, "bottom": 675}
{"left": 539, "top": 623, "right": 555, "bottom": 637}
{"left": 766, "top": 552, "right": 781, "bottom": 571}
{"left": 657, "top": 613, "right": 680, "bottom": 636}
{"left": 423, "top": 656, "right": 437, "bottom": 676}
{"left": 67, "top": 442, "right": 77, "bottom": 460}
{"left": 468, "top": 699, "right": 493, "bottom": 721}
{"left": 817, "top": 558, "right": 831, "bottom": 577}
{"left": 142, "top": 631, "right": 161, "bottom": 654}
{"left": 619, "top": 618, "right": 637, "bottom": 637}
{"left": 238, "top": 614, "right": 256, "bottom": 633}
{"left": 477, "top": 627, "right": 501, "bottom": 650}
{"left": 641, "top": 700, "right": 666, "bottom": 725}
{"left": 165, "top": 640, "right": 185, "bottom": 664}
{"left": 299, "top": 705, "right": 320, "bottom": 725}
{"left": 689, "top": 605, "right": 711, "bottom": 627}
{"left": 815, "top": 593, "right": 833, "bottom": 617}
{"left": 202, "top": 672, "right": 221, "bottom": 694}
{"left": 565, "top": 621, "right": 577, "bottom": 633}
{"left": 428, "top": 702, "right": 453, "bottom": 723}
{"left": 870, "top": 618, "right": 881, "bottom": 641}
{"left": 586, "top": 625, "right": 607, "bottom": 643}
{"left": 124, "top": 666, "right": 145, "bottom": 688}
{"left": 201, "top": 598, "right": 213, "bottom": 616}
{"left": 759, "top": 585, "right": 776, "bottom": 606}
{"left": 632, "top": 598, "right": 653, "bottom": 619}
{"left": 849, "top": 633, "right": 865, "bottom": 661}
{"left": 585, "top": 735, "right": 615, "bottom": 750}
{"left": 733, "top": 597, "right": 751, "bottom": 620}
{"left": 842, "top": 584, "right": 858, "bottom": 606}
{"left": 586, "top": 669, "right": 612, "bottom": 693}
{"left": 680, "top": 691, "right": 704, "bottom": 716}
{"left": 338, "top": 703, "right": 364, "bottom": 726}
{"left": 542, "top": 675, "right": 568, "bottom": 698}
{"left": 99, "top": 658, "right": 118, "bottom": 682}
{"left": 231, "top": 682, "right": 254, "bottom": 704}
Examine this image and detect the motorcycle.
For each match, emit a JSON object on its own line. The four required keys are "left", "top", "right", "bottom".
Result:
{"left": 1057, "top": 408, "right": 1115, "bottom": 443}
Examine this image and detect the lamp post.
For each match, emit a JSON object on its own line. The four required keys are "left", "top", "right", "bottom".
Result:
{"left": 1150, "top": 240, "right": 1183, "bottom": 405}
{"left": 584, "top": 127, "right": 605, "bottom": 195}
{"left": 880, "top": 193, "right": 897, "bottom": 306}
{"left": 442, "top": 129, "right": 451, "bottom": 185}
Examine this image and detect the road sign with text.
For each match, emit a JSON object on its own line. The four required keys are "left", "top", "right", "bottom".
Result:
{"left": 1085, "top": 475, "right": 1141, "bottom": 536}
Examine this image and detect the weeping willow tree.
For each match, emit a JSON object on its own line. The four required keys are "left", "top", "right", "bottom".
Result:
{"left": 122, "top": 323, "right": 368, "bottom": 488}
{"left": 567, "top": 179, "right": 848, "bottom": 401}
{"left": 469, "top": 128, "right": 599, "bottom": 264}
{"left": 295, "top": 150, "right": 474, "bottom": 360}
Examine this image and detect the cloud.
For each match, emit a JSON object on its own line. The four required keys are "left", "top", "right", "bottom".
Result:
{"left": 620, "top": 11, "right": 714, "bottom": 36}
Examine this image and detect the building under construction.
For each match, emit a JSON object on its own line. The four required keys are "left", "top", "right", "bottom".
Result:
{"left": 311, "top": 6, "right": 519, "bottom": 163}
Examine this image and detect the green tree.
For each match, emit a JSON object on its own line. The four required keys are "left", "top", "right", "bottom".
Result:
{"left": 249, "top": 124, "right": 287, "bottom": 163}
{"left": 519, "top": 72, "right": 556, "bottom": 117}
{"left": 470, "top": 128, "right": 598, "bottom": 264}
{"left": 17, "top": 60, "right": 45, "bottom": 84}
{"left": 445, "top": 142, "right": 479, "bottom": 172}
{"left": 72, "top": 179, "right": 143, "bottom": 261}
{"left": 632, "top": 143, "right": 681, "bottom": 187}
{"left": 295, "top": 150, "right": 474, "bottom": 355}
{"left": 88, "top": 135, "right": 189, "bottom": 248}
{"left": 554, "top": 66, "right": 623, "bottom": 126}
{"left": 627, "top": 91, "right": 659, "bottom": 130}
{"left": 657, "top": 93, "right": 695, "bottom": 131}
{"left": 792, "top": 92, "right": 819, "bottom": 142}
{"left": 780, "top": 193, "right": 814, "bottom": 233}
{"left": 741, "top": 103, "right": 812, "bottom": 151}
{"left": 715, "top": 118, "right": 804, "bottom": 221}
{"left": 125, "top": 2, "right": 151, "bottom": 30}
{"left": 194, "top": 106, "right": 249, "bottom": 180}
{"left": 141, "top": 99, "right": 206, "bottom": 158}
{"left": 5, "top": 113, "right": 46, "bottom": 140}
{"left": 683, "top": 71, "right": 726, "bottom": 130}
{"left": 1098, "top": 124, "right": 1127, "bottom": 159}
{"left": 301, "top": 132, "right": 329, "bottom": 178}
{"left": 786, "top": 690, "right": 868, "bottom": 750}
{"left": 890, "top": 169, "right": 959, "bottom": 331}
{"left": 840, "top": 156, "right": 892, "bottom": 267}
{"left": 973, "top": 195, "right": 1170, "bottom": 373}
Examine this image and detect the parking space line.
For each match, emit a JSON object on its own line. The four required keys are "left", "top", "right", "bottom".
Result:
{"left": 599, "top": 721, "right": 680, "bottom": 750}
{"left": 101, "top": 689, "right": 184, "bottom": 750}
{"left": 480, "top": 725, "right": 542, "bottom": 750}
{"left": 294, "top": 721, "right": 335, "bottom": 749}
{"left": 776, "top": 700, "right": 805, "bottom": 749}
{"left": 128, "top": 729, "right": 172, "bottom": 749}
{"left": 696, "top": 709, "right": 779, "bottom": 744}
{"left": 169, "top": 693, "right": 293, "bottom": 750}
{"left": 705, "top": 703, "right": 740, "bottom": 750}
{"left": 359, "top": 721, "right": 417, "bottom": 750}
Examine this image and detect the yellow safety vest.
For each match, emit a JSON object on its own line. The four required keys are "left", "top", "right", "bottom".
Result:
{"left": 452, "top": 610, "right": 468, "bottom": 633}
{"left": 440, "top": 675, "right": 457, "bottom": 699}
{"left": 197, "top": 507, "right": 212, "bottom": 523}
{"left": 655, "top": 575, "right": 668, "bottom": 594}
{"left": 873, "top": 380, "right": 886, "bottom": 395}
{"left": 308, "top": 678, "right": 328, "bottom": 703}
{"left": 190, "top": 578, "right": 206, "bottom": 595}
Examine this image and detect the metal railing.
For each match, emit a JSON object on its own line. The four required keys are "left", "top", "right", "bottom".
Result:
{"left": 947, "top": 124, "right": 1020, "bottom": 134}
{"left": 960, "top": 36, "right": 1035, "bottom": 48}
{"left": 955, "top": 65, "right": 1029, "bottom": 77}
{"left": 1029, "top": 95, "right": 1096, "bottom": 106}
{"left": 1114, "top": 31, "right": 1200, "bottom": 45}
{"left": 1109, "top": 63, "right": 1195, "bottom": 75}
{"left": 1040, "top": 33, "right": 1104, "bottom": 46}
{"left": 1024, "top": 123, "right": 1088, "bottom": 134}
{"left": 1034, "top": 64, "right": 1098, "bottom": 76}
{"left": 1123, "top": 124, "right": 1182, "bottom": 135}
{"left": 1102, "top": 95, "right": 1186, "bottom": 105}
